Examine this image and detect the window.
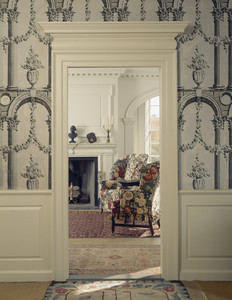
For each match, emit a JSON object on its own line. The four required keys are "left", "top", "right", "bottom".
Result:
{"left": 145, "top": 96, "right": 160, "bottom": 162}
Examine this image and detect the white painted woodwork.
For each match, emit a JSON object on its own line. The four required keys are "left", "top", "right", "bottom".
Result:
{"left": 68, "top": 83, "right": 113, "bottom": 140}
{"left": 0, "top": 191, "right": 52, "bottom": 281}
{"left": 40, "top": 21, "right": 188, "bottom": 281}
{"left": 122, "top": 117, "right": 136, "bottom": 154}
{"left": 179, "top": 190, "right": 232, "bottom": 280}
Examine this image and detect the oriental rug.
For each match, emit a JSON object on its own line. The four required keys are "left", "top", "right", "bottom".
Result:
{"left": 69, "top": 241, "right": 160, "bottom": 276}
{"left": 44, "top": 280, "right": 191, "bottom": 300}
{"left": 69, "top": 210, "right": 160, "bottom": 238}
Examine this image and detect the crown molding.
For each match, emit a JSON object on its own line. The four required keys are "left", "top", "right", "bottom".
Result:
{"left": 68, "top": 68, "right": 159, "bottom": 79}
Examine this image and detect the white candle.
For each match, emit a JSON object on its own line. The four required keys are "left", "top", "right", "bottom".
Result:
{"left": 108, "top": 95, "right": 111, "bottom": 125}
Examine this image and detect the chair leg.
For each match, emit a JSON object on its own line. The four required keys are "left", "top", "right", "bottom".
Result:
{"left": 148, "top": 216, "right": 154, "bottom": 236}
{"left": 112, "top": 214, "right": 115, "bottom": 233}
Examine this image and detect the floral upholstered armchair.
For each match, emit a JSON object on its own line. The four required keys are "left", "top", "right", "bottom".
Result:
{"left": 111, "top": 161, "right": 160, "bottom": 235}
{"left": 100, "top": 154, "right": 148, "bottom": 210}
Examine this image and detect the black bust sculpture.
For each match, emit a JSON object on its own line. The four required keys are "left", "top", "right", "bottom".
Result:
{"left": 68, "top": 125, "right": 77, "bottom": 143}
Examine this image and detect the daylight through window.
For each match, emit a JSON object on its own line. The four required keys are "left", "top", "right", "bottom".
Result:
{"left": 145, "top": 96, "right": 160, "bottom": 162}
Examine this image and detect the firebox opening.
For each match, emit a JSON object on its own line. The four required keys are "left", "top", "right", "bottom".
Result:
{"left": 69, "top": 157, "right": 98, "bottom": 208}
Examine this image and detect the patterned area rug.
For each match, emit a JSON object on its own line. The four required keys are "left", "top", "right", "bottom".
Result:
{"left": 44, "top": 280, "right": 191, "bottom": 299}
{"left": 69, "top": 243, "right": 160, "bottom": 275}
{"left": 69, "top": 210, "right": 160, "bottom": 238}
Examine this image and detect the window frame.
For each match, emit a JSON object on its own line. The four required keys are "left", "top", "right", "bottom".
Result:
{"left": 145, "top": 96, "right": 160, "bottom": 162}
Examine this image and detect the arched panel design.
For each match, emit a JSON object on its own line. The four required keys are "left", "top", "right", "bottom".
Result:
{"left": 4, "top": 93, "right": 51, "bottom": 189}
{"left": 178, "top": 91, "right": 230, "bottom": 189}
{"left": 7, "top": 92, "right": 51, "bottom": 117}
{"left": 178, "top": 91, "right": 222, "bottom": 117}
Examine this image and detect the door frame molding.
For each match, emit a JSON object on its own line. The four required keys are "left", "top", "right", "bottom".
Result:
{"left": 40, "top": 21, "right": 189, "bottom": 281}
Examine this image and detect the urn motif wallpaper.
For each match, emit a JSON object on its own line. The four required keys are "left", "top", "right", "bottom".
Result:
{"left": 0, "top": 0, "right": 232, "bottom": 190}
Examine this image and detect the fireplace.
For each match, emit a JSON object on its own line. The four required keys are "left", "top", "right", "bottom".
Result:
{"left": 69, "top": 157, "right": 98, "bottom": 208}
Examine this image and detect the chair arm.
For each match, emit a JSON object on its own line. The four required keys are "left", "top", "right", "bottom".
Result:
{"left": 118, "top": 180, "right": 140, "bottom": 187}
{"left": 100, "top": 180, "right": 122, "bottom": 190}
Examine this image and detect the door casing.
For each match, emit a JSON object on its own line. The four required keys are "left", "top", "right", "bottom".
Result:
{"left": 39, "top": 21, "right": 189, "bottom": 281}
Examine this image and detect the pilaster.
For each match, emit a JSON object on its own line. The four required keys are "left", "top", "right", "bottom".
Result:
{"left": 7, "top": 9, "right": 19, "bottom": 90}
{"left": 122, "top": 117, "right": 136, "bottom": 154}
{"left": 228, "top": 117, "right": 232, "bottom": 188}
{"left": 212, "top": 115, "right": 224, "bottom": 189}
{"left": 7, "top": 116, "right": 19, "bottom": 189}
{"left": 227, "top": 9, "right": 232, "bottom": 90}
{"left": 212, "top": 8, "right": 224, "bottom": 89}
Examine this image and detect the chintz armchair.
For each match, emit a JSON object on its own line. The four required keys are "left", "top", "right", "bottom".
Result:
{"left": 111, "top": 161, "right": 160, "bottom": 235}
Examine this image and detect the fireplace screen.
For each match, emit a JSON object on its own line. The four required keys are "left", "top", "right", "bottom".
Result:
{"left": 69, "top": 157, "right": 98, "bottom": 207}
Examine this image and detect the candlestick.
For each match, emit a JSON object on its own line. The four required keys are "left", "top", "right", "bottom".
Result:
{"left": 103, "top": 123, "right": 113, "bottom": 143}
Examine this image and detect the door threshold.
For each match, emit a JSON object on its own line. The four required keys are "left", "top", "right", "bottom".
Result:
{"left": 68, "top": 274, "right": 162, "bottom": 281}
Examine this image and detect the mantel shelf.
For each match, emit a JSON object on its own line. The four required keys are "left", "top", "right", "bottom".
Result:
{"left": 68, "top": 143, "right": 117, "bottom": 149}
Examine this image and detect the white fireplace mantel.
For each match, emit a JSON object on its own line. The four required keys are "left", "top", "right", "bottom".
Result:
{"left": 68, "top": 143, "right": 117, "bottom": 180}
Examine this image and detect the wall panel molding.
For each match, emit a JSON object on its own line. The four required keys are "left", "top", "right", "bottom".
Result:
{"left": 179, "top": 190, "right": 232, "bottom": 280}
{"left": 0, "top": 191, "right": 52, "bottom": 281}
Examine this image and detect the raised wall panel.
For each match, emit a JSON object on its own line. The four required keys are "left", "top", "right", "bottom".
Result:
{"left": 71, "top": 93, "right": 101, "bottom": 127}
{"left": 0, "top": 192, "right": 52, "bottom": 281}
{"left": 188, "top": 205, "right": 232, "bottom": 258}
{"left": 0, "top": 207, "right": 41, "bottom": 257}
{"left": 180, "top": 190, "right": 232, "bottom": 280}
{"left": 68, "top": 84, "right": 113, "bottom": 138}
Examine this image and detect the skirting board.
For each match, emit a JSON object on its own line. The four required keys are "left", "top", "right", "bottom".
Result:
{"left": 180, "top": 270, "right": 232, "bottom": 281}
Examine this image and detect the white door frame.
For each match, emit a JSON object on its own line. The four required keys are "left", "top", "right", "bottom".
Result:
{"left": 40, "top": 22, "right": 189, "bottom": 281}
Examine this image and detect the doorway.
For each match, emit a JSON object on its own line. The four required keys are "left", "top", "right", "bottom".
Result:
{"left": 67, "top": 67, "right": 161, "bottom": 278}
{"left": 40, "top": 21, "right": 188, "bottom": 281}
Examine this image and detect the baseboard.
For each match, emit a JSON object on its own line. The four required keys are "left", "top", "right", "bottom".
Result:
{"left": 180, "top": 270, "right": 232, "bottom": 281}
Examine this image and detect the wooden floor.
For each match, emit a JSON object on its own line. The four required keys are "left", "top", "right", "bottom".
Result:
{"left": 197, "top": 281, "right": 232, "bottom": 300}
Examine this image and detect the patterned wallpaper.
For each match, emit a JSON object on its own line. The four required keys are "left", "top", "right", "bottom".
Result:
{"left": 0, "top": 0, "right": 232, "bottom": 190}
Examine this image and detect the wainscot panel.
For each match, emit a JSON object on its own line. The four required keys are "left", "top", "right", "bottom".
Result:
{"left": 0, "top": 191, "right": 53, "bottom": 282}
{"left": 179, "top": 190, "right": 232, "bottom": 281}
